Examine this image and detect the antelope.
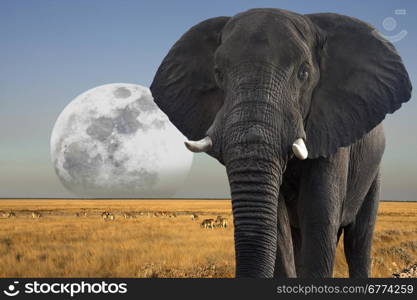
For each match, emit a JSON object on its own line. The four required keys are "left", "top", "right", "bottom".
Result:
{"left": 201, "top": 218, "right": 215, "bottom": 229}
{"left": 215, "top": 216, "right": 228, "bottom": 228}
{"left": 160, "top": 211, "right": 169, "bottom": 217}
{"left": 101, "top": 211, "right": 110, "bottom": 220}
{"left": 165, "top": 212, "right": 176, "bottom": 218}
{"left": 3, "top": 211, "right": 16, "bottom": 218}
{"left": 191, "top": 213, "right": 199, "bottom": 221}
{"left": 107, "top": 213, "right": 115, "bottom": 221}
{"left": 31, "top": 211, "right": 41, "bottom": 219}
{"left": 123, "top": 212, "right": 135, "bottom": 219}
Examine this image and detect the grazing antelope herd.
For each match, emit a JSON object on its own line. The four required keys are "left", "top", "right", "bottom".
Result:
{"left": 2, "top": 211, "right": 16, "bottom": 218}
{"left": 0, "top": 209, "right": 229, "bottom": 229}
{"left": 200, "top": 216, "right": 228, "bottom": 229}
{"left": 1, "top": 211, "right": 42, "bottom": 219}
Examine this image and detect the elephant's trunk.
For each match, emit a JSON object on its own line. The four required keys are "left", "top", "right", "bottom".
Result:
{"left": 226, "top": 154, "right": 283, "bottom": 277}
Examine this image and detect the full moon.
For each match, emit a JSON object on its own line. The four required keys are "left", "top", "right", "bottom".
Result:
{"left": 50, "top": 83, "right": 193, "bottom": 197}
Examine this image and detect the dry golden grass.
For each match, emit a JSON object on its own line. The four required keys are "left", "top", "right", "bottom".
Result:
{"left": 0, "top": 199, "right": 415, "bottom": 278}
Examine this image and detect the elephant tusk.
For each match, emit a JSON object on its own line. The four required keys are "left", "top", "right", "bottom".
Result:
{"left": 292, "top": 138, "right": 308, "bottom": 160}
{"left": 184, "top": 136, "right": 213, "bottom": 153}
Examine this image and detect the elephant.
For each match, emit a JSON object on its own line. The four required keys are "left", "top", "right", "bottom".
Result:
{"left": 150, "top": 8, "right": 412, "bottom": 278}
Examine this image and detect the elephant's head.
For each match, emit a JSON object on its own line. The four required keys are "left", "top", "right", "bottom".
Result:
{"left": 150, "top": 9, "right": 411, "bottom": 277}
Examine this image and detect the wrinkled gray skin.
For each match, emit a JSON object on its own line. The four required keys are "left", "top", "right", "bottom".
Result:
{"left": 150, "top": 9, "right": 412, "bottom": 278}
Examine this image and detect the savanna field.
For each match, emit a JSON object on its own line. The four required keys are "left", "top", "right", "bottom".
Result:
{"left": 0, "top": 199, "right": 416, "bottom": 278}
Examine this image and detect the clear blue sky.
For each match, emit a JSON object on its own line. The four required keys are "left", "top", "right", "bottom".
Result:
{"left": 0, "top": 0, "right": 416, "bottom": 200}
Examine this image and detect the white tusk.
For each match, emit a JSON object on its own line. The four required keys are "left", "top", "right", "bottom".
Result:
{"left": 292, "top": 138, "right": 308, "bottom": 160}
{"left": 184, "top": 136, "right": 213, "bottom": 153}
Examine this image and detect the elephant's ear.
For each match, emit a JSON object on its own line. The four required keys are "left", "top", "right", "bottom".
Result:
{"left": 150, "top": 17, "right": 230, "bottom": 140}
{"left": 305, "top": 13, "right": 412, "bottom": 158}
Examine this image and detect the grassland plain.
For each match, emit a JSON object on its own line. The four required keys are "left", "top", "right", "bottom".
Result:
{"left": 0, "top": 199, "right": 415, "bottom": 278}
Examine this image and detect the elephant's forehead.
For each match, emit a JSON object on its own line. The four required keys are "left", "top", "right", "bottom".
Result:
{"left": 218, "top": 10, "right": 314, "bottom": 66}
{"left": 223, "top": 9, "right": 313, "bottom": 42}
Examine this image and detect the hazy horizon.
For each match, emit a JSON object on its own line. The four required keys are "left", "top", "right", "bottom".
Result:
{"left": 0, "top": 198, "right": 415, "bottom": 202}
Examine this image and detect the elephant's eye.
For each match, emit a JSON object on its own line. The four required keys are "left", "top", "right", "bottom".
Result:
{"left": 298, "top": 63, "right": 309, "bottom": 81}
